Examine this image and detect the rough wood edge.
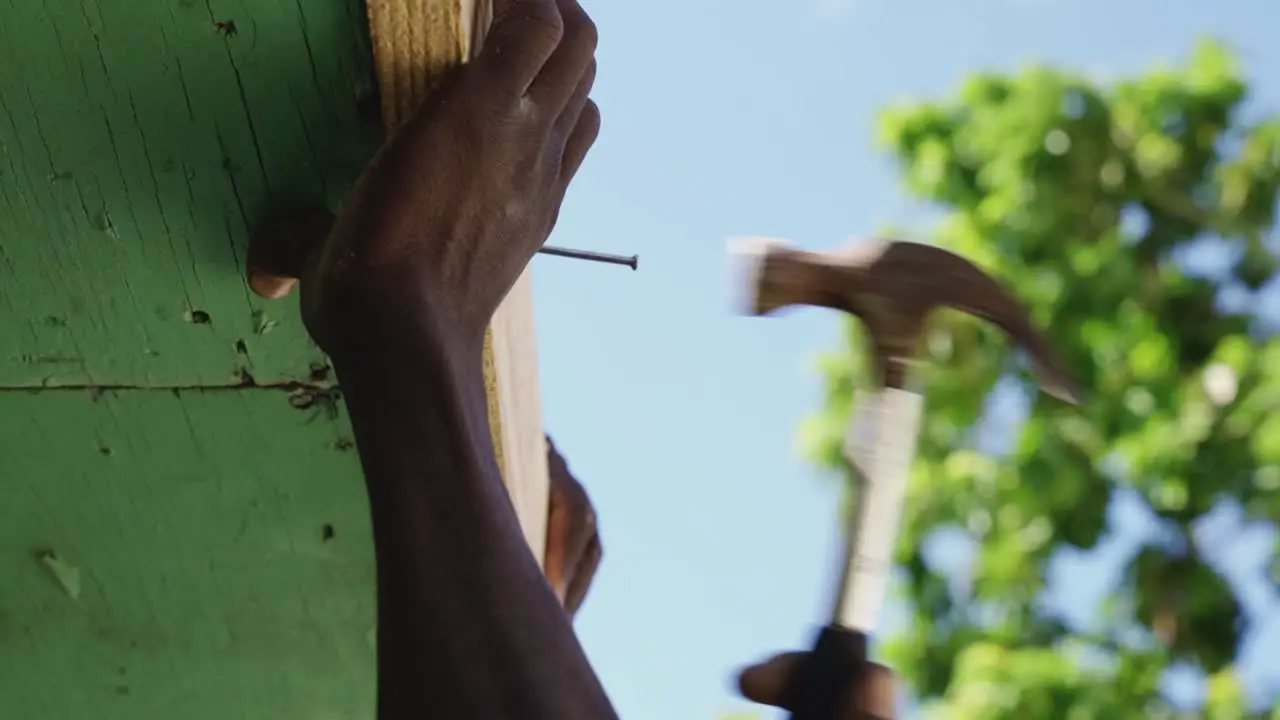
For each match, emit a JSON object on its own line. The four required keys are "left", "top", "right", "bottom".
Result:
{"left": 364, "top": 0, "right": 550, "bottom": 565}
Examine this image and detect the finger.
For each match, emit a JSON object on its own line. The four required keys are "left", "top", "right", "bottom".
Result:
{"left": 544, "top": 492, "right": 596, "bottom": 609}
{"left": 557, "top": 493, "right": 599, "bottom": 614}
{"left": 544, "top": 498, "right": 574, "bottom": 606}
{"left": 526, "top": 0, "right": 597, "bottom": 110}
{"left": 737, "top": 652, "right": 804, "bottom": 707}
{"left": 541, "top": 98, "right": 598, "bottom": 238}
{"left": 543, "top": 437, "right": 600, "bottom": 611}
{"left": 543, "top": 436, "right": 577, "bottom": 604}
{"left": 554, "top": 468, "right": 598, "bottom": 581}
{"left": 559, "top": 98, "right": 600, "bottom": 185}
{"left": 563, "top": 532, "right": 601, "bottom": 617}
{"left": 246, "top": 204, "right": 334, "bottom": 299}
{"left": 552, "top": 58, "right": 596, "bottom": 140}
{"left": 737, "top": 653, "right": 896, "bottom": 719}
{"left": 477, "top": 0, "right": 564, "bottom": 98}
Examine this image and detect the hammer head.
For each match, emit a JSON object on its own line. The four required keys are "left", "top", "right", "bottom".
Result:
{"left": 729, "top": 236, "right": 1081, "bottom": 405}
{"left": 728, "top": 236, "right": 806, "bottom": 316}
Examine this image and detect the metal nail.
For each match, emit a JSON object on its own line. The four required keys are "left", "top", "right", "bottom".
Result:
{"left": 538, "top": 245, "right": 638, "bottom": 270}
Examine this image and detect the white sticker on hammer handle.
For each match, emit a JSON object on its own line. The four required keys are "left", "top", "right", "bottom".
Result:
{"left": 835, "top": 388, "right": 923, "bottom": 632}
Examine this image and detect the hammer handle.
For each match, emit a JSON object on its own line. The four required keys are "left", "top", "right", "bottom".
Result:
{"left": 785, "top": 624, "right": 870, "bottom": 720}
{"left": 785, "top": 389, "right": 919, "bottom": 720}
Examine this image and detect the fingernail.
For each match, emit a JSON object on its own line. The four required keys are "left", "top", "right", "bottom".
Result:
{"left": 248, "top": 269, "right": 298, "bottom": 300}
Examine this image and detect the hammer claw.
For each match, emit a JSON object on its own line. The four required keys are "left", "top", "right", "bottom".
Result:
{"left": 901, "top": 245, "right": 1080, "bottom": 405}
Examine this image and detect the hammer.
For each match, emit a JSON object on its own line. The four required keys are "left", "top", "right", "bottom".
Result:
{"left": 731, "top": 237, "right": 1080, "bottom": 720}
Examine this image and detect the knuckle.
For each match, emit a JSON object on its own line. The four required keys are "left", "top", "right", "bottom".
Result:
{"left": 578, "top": 100, "right": 602, "bottom": 136}
{"left": 561, "top": 476, "right": 591, "bottom": 513}
{"left": 487, "top": 2, "right": 563, "bottom": 62}
{"left": 573, "top": 59, "right": 599, "bottom": 97}
{"left": 518, "top": 2, "right": 565, "bottom": 51}
{"left": 563, "top": 9, "right": 598, "bottom": 55}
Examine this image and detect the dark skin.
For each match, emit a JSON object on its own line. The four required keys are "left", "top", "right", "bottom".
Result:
{"left": 544, "top": 436, "right": 603, "bottom": 616}
{"left": 247, "top": 0, "right": 896, "bottom": 716}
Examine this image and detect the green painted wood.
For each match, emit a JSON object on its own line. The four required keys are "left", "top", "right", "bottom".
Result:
{"left": 0, "top": 0, "right": 381, "bottom": 387}
{"left": 1, "top": 389, "right": 374, "bottom": 719}
{"left": 1, "top": 0, "right": 389, "bottom": 716}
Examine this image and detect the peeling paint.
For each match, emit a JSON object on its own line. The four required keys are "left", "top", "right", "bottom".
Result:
{"left": 252, "top": 310, "right": 278, "bottom": 336}
{"left": 37, "top": 550, "right": 81, "bottom": 600}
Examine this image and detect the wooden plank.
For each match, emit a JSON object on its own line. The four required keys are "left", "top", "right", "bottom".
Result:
{"left": 0, "top": 3, "right": 385, "bottom": 716}
{"left": 0, "top": 389, "right": 376, "bottom": 719}
{"left": 365, "top": 0, "right": 550, "bottom": 563}
{"left": 0, "top": 0, "right": 550, "bottom": 715}
{"left": 488, "top": 272, "right": 551, "bottom": 560}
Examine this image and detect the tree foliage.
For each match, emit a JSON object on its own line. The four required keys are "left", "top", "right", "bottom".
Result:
{"left": 799, "top": 40, "right": 1280, "bottom": 717}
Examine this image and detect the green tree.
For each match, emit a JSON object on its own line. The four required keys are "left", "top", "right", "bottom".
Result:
{"left": 799, "top": 40, "right": 1280, "bottom": 717}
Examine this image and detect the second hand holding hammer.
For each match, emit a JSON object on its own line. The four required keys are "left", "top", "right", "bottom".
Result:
{"left": 731, "top": 237, "right": 1081, "bottom": 719}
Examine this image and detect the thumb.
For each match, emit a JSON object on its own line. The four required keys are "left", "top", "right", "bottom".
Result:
{"left": 736, "top": 651, "right": 896, "bottom": 719}
{"left": 247, "top": 204, "right": 335, "bottom": 299}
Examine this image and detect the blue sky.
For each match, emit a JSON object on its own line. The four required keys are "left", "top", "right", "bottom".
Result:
{"left": 527, "top": 0, "right": 1280, "bottom": 717}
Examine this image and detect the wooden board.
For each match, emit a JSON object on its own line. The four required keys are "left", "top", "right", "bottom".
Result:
{"left": 0, "top": 0, "right": 548, "bottom": 716}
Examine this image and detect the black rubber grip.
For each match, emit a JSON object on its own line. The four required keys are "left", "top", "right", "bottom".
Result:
{"left": 784, "top": 624, "right": 870, "bottom": 720}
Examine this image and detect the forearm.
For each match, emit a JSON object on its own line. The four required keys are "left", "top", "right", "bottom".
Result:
{"left": 331, "top": 325, "right": 616, "bottom": 720}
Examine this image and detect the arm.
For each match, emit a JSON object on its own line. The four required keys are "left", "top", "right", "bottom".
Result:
{"left": 259, "top": 0, "right": 607, "bottom": 708}
{"left": 328, "top": 320, "right": 616, "bottom": 720}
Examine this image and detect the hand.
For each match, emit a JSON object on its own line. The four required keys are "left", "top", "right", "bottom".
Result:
{"left": 736, "top": 653, "right": 896, "bottom": 719}
{"left": 543, "top": 436, "right": 602, "bottom": 617}
{"left": 247, "top": 0, "right": 600, "bottom": 359}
